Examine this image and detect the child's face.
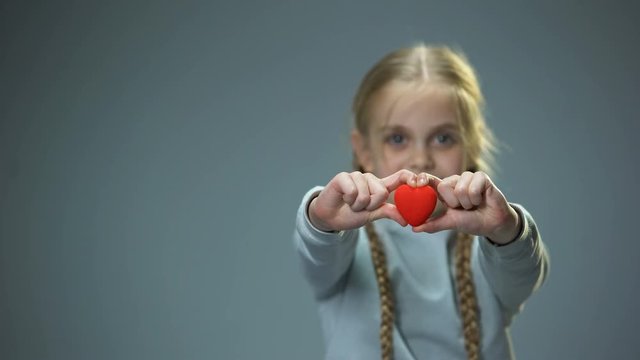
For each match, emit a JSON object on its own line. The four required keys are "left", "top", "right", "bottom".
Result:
{"left": 353, "top": 82, "right": 466, "bottom": 180}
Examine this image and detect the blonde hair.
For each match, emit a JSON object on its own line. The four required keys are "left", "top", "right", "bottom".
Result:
{"left": 352, "top": 44, "right": 496, "bottom": 175}
{"left": 354, "top": 44, "right": 495, "bottom": 360}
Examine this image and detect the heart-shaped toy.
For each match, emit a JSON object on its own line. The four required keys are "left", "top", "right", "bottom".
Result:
{"left": 394, "top": 184, "right": 438, "bottom": 227}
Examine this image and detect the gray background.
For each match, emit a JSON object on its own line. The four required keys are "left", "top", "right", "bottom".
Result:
{"left": 1, "top": 1, "right": 639, "bottom": 359}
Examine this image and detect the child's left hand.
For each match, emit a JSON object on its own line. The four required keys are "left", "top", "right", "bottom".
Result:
{"left": 411, "top": 171, "right": 521, "bottom": 245}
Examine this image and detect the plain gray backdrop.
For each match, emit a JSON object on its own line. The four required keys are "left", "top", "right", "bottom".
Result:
{"left": 1, "top": 1, "right": 639, "bottom": 359}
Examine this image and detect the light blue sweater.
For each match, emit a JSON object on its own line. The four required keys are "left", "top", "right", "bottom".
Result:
{"left": 294, "top": 187, "right": 549, "bottom": 360}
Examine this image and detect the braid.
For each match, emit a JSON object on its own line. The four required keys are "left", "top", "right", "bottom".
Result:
{"left": 454, "top": 232, "right": 481, "bottom": 360}
{"left": 365, "top": 222, "right": 394, "bottom": 360}
{"left": 366, "top": 223, "right": 481, "bottom": 360}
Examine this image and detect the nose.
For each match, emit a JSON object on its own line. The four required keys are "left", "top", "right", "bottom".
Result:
{"left": 410, "top": 143, "right": 434, "bottom": 173}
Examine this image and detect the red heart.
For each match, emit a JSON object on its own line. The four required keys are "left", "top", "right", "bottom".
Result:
{"left": 394, "top": 184, "right": 438, "bottom": 227}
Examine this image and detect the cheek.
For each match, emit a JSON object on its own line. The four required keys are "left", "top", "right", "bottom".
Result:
{"left": 379, "top": 148, "right": 409, "bottom": 169}
{"left": 435, "top": 147, "right": 466, "bottom": 176}
{"left": 370, "top": 148, "right": 404, "bottom": 177}
{"left": 452, "top": 151, "right": 466, "bottom": 173}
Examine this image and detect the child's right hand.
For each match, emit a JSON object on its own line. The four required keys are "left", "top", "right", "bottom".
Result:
{"left": 308, "top": 169, "right": 417, "bottom": 232}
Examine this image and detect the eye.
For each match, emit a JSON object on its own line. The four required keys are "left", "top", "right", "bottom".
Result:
{"left": 433, "top": 132, "right": 456, "bottom": 146}
{"left": 386, "top": 133, "right": 407, "bottom": 146}
{"left": 436, "top": 134, "right": 451, "bottom": 143}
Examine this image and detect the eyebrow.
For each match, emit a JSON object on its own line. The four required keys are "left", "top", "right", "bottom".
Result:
{"left": 378, "top": 123, "right": 460, "bottom": 133}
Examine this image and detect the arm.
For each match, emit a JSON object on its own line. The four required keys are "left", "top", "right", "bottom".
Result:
{"left": 293, "top": 170, "right": 416, "bottom": 299}
{"left": 477, "top": 204, "right": 550, "bottom": 319}
{"left": 410, "top": 171, "right": 550, "bottom": 318}
{"left": 293, "top": 187, "right": 360, "bottom": 299}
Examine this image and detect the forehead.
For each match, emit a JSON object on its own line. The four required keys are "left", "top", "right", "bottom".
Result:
{"left": 368, "top": 81, "right": 458, "bottom": 132}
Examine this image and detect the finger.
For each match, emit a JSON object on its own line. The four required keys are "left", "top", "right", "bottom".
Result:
{"left": 479, "top": 173, "right": 506, "bottom": 206}
{"left": 417, "top": 172, "right": 429, "bottom": 187}
{"left": 455, "top": 171, "right": 474, "bottom": 210}
{"left": 332, "top": 172, "right": 359, "bottom": 206}
{"left": 437, "top": 175, "right": 461, "bottom": 208}
{"left": 469, "top": 172, "right": 489, "bottom": 206}
{"left": 416, "top": 172, "right": 443, "bottom": 189}
{"left": 381, "top": 169, "right": 417, "bottom": 191}
{"left": 427, "top": 174, "right": 442, "bottom": 189}
{"left": 370, "top": 203, "right": 408, "bottom": 226}
{"left": 349, "top": 172, "right": 371, "bottom": 211}
{"left": 412, "top": 212, "right": 457, "bottom": 233}
{"left": 365, "top": 173, "right": 389, "bottom": 211}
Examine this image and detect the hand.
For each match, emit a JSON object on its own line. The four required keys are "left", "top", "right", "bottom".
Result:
{"left": 412, "top": 171, "right": 521, "bottom": 244}
{"left": 308, "top": 169, "right": 417, "bottom": 232}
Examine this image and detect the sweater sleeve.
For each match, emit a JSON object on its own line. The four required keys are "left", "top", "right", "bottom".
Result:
{"left": 477, "top": 203, "right": 550, "bottom": 322}
{"left": 293, "top": 186, "right": 360, "bottom": 300}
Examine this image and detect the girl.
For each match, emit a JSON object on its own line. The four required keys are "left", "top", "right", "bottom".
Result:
{"left": 293, "top": 44, "right": 549, "bottom": 360}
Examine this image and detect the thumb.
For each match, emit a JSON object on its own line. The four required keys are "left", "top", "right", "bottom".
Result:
{"left": 381, "top": 169, "right": 416, "bottom": 192}
{"left": 370, "top": 203, "right": 408, "bottom": 227}
{"left": 412, "top": 212, "right": 457, "bottom": 233}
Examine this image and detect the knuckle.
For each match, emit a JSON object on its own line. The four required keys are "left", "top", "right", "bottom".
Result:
{"left": 351, "top": 193, "right": 368, "bottom": 209}
{"left": 400, "top": 169, "right": 414, "bottom": 179}
{"left": 376, "top": 191, "right": 389, "bottom": 203}
{"left": 364, "top": 172, "right": 377, "bottom": 181}
{"left": 445, "top": 175, "right": 459, "bottom": 184}
{"left": 334, "top": 172, "right": 350, "bottom": 187}
{"left": 356, "top": 192, "right": 370, "bottom": 204}
{"left": 343, "top": 184, "right": 357, "bottom": 198}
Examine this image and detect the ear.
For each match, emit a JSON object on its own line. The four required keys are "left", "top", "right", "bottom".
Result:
{"left": 351, "top": 130, "right": 374, "bottom": 173}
